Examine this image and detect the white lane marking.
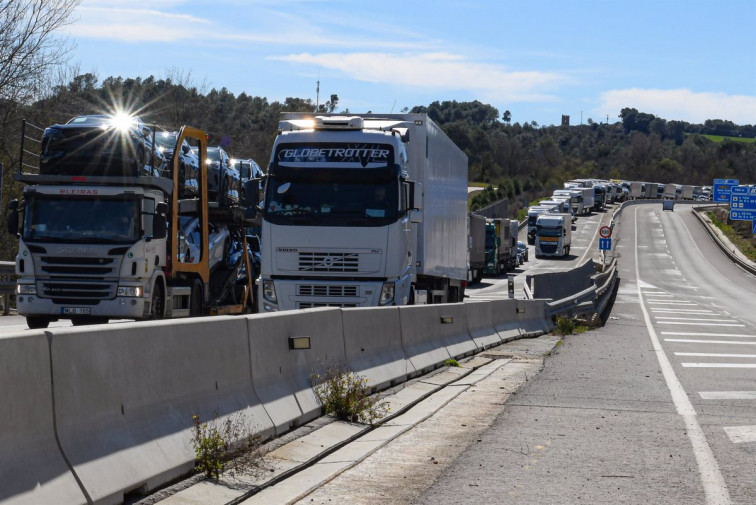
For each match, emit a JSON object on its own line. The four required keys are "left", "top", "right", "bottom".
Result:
{"left": 634, "top": 207, "right": 731, "bottom": 504}
{"left": 665, "top": 339, "right": 756, "bottom": 345}
{"left": 654, "top": 318, "right": 738, "bottom": 322}
{"left": 658, "top": 322, "right": 745, "bottom": 327}
{"left": 648, "top": 301, "right": 698, "bottom": 305}
{"left": 700, "top": 392, "right": 756, "bottom": 400}
{"left": 677, "top": 353, "right": 756, "bottom": 358}
{"left": 652, "top": 309, "right": 716, "bottom": 314}
{"left": 682, "top": 363, "right": 756, "bottom": 369}
{"left": 663, "top": 332, "right": 756, "bottom": 338}
{"left": 723, "top": 426, "right": 756, "bottom": 444}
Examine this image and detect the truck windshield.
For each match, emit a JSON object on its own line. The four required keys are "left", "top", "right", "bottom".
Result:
{"left": 536, "top": 225, "right": 562, "bottom": 237}
{"left": 23, "top": 197, "right": 141, "bottom": 243}
{"left": 263, "top": 176, "right": 399, "bottom": 226}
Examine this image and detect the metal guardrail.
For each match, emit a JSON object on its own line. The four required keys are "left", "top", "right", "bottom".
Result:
{"left": 544, "top": 258, "right": 618, "bottom": 319}
{"left": 692, "top": 205, "right": 756, "bottom": 276}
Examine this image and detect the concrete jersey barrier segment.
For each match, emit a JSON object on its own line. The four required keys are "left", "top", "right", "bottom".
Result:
{"left": 488, "top": 299, "right": 523, "bottom": 342}
{"left": 341, "top": 306, "right": 414, "bottom": 391}
{"left": 464, "top": 301, "right": 503, "bottom": 349}
{"left": 516, "top": 299, "right": 552, "bottom": 335}
{"left": 246, "top": 307, "right": 346, "bottom": 436}
{"left": 0, "top": 332, "right": 87, "bottom": 505}
{"left": 398, "top": 303, "right": 477, "bottom": 375}
{"left": 49, "top": 316, "right": 269, "bottom": 505}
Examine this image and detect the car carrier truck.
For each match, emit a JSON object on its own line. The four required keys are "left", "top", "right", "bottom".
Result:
{"left": 258, "top": 114, "right": 468, "bottom": 311}
{"left": 7, "top": 122, "right": 259, "bottom": 329}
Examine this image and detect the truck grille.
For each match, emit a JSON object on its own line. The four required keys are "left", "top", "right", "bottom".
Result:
{"left": 298, "top": 302, "right": 358, "bottom": 309}
{"left": 297, "top": 285, "right": 359, "bottom": 297}
{"left": 298, "top": 252, "right": 359, "bottom": 272}
{"left": 36, "top": 255, "right": 119, "bottom": 300}
{"left": 540, "top": 244, "right": 558, "bottom": 254}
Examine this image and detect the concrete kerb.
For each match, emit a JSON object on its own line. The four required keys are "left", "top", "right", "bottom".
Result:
{"left": 246, "top": 307, "right": 346, "bottom": 436}
{"left": 516, "top": 298, "right": 552, "bottom": 336}
{"left": 488, "top": 298, "right": 523, "bottom": 342}
{"left": 398, "top": 304, "right": 476, "bottom": 376}
{"left": 49, "top": 316, "right": 267, "bottom": 505}
{"left": 0, "top": 332, "right": 87, "bottom": 505}
{"left": 340, "top": 306, "right": 414, "bottom": 392}
{"left": 464, "top": 301, "right": 502, "bottom": 349}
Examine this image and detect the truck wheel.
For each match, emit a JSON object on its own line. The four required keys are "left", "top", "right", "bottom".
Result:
{"left": 151, "top": 281, "right": 165, "bottom": 319}
{"left": 190, "top": 280, "right": 203, "bottom": 317}
{"left": 26, "top": 316, "right": 50, "bottom": 329}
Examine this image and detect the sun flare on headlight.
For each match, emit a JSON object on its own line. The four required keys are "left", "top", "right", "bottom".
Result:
{"left": 110, "top": 112, "right": 135, "bottom": 132}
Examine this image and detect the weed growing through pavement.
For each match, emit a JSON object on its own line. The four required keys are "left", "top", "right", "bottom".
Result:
{"left": 190, "top": 411, "right": 266, "bottom": 480}
{"left": 554, "top": 316, "right": 576, "bottom": 336}
{"left": 311, "top": 366, "right": 390, "bottom": 425}
{"left": 444, "top": 358, "right": 460, "bottom": 367}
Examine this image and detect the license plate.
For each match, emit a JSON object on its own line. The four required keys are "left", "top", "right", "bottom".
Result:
{"left": 62, "top": 307, "right": 91, "bottom": 315}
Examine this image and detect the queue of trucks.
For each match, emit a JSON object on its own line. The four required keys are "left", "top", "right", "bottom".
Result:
{"left": 4, "top": 111, "right": 715, "bottom": 327}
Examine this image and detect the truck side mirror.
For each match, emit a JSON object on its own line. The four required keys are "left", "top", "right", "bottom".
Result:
{"left": 151, "top": 202, "right": 168, "bottom": 240}
{"left": 6, "top": 199, "right": 19, "bottom": 237}
{"left": 496, "top": 237, "right": 502, "bottom": 247}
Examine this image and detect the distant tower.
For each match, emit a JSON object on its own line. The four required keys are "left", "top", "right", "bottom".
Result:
{"left": 561, "top": 115, "right": 570, "bottom": 127}
{"left": 316, "top": 79, "right": 320, "bottom": 111}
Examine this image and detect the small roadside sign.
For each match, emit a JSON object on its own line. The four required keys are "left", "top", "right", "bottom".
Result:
{"left": 599, "top": 238, "right": 611, "bottom": 250}
{"left": 713, "top": 178, "right": 739, "bottom": 203}
{"left": 599, "top": 226, "right": 612, "bottom": 239}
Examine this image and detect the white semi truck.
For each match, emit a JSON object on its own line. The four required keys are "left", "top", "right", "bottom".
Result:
{"left": 7, "top": 124, "right": 259, "bottom": 328}
{"left": 534, "top": 213, "right": 572, "bottom": 258}
{"left": 258, "top": 114, "right": 468, "bottom": 311}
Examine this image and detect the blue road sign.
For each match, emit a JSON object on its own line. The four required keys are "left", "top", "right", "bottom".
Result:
{"left": 599, "top": 238, "right": 611, "bottom": 250}
{"left": 713, "top": 179, "right": 739, "bottom": 203}
{"left": 731, "top": 185, "right": 756, "bottom": 196}
{"left": 730, "top": 209, "right": 756, "bottom": 221}
{"left": 730, "top": 194, "right": 756, "bottom": 211}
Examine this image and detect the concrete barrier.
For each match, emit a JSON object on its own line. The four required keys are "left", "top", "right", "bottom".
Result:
{"left": 0, "top": 332, "right": 87, "bottom": 505}
{"left": 464, "top": 301, "right": 502, "bottom": 349}
{"left": 516, "top": 299, "right": 552, "bottom": 335}
{"left": 399, "top": 303, "right": 476, "bottom": 375}
{"left": 246, "top": 307, "right": 346, "bottom": 435}
{"left": 489, "top": 299, "right": 523, "bottom": 342}
{"left": 341, "top": 306, "right": 413, "bottom": 391}
{"left": 50, "top": 316, "right": 268, "bottom": 505}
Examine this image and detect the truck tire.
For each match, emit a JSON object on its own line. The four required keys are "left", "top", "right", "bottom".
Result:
{"left": 26, "top": 316, "right": 50, "bottom": 329}
{"left": 150, "top": 281, "right": 165, "bottom": 319}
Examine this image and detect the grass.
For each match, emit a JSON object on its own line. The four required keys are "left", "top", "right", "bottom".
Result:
{"left": 703, "top": 134, "right": 756, "bottom": 144}
{"left": 706, "top": 210, "right": 756, "bottom": 262}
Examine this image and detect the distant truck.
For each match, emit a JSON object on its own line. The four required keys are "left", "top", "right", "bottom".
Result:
{"left": 681, "top": 185, "right": 694, "bottom": 200}
{"left": 564, "top": 184, "right": 594, "bottom": 213}
{"left": 468, "top": 213, "right": 486, "bottom": 283}
{"left": 630, "top": 181, "right": 643, "bottom": 199}
{"left": 527, "top": 205, "right": 557, "bottom": 244}
{"left": 535, "top": 213, "right": 572, "bottom": 258}
{"left": 552, "top": 189, "right": 584, "bottom": 216}
{"left": 483, "top": 218, "right": 518, "bottom": 275}
{"left": 663, "top": 183, "right": 677, "bottom": 200}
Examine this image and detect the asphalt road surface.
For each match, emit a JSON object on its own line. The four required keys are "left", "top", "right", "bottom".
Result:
{"left": 292, "top": 203, "right": 756, "bottom": 505}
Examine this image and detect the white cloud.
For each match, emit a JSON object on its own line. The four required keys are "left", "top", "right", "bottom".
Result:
{"left": 272, "top": 52, "right": 568, "bottom": 103}
{"left": 598, "top": 88, "right": 756, "bottom": 124}
{"left": 67, "top": 6, "right": 211, "bottom": 42}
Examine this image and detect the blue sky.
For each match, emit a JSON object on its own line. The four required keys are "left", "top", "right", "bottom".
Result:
{"left": 62, "top": 0, "right": 756, "bottom": 127}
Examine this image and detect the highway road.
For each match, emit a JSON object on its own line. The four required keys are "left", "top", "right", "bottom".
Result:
{"left": 286, "top": 203, "right": 756, "bottom": 505}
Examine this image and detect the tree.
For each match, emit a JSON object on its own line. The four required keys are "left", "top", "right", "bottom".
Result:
{"left": 502, "top": 110, "right": 511, "bottom": 124}
{"left": 0, "top": 0, "right": 81, "bottom": 105}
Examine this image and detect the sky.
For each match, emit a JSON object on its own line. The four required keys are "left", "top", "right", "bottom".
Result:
{"left": 59, "top": 0, "right": 756, "bottom": 127}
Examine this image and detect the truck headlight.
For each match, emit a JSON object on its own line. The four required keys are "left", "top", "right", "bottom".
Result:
{"left": 379, "top": 282, "right": 395, "bottom": 306}
{"left": 17, "top": 284, "right": 36, "bottom": 295}
{"left": 117, "top": 286, "right": 143, "bottom": 297}
{"left": 262, "top": 279, "right": 277, "bottom": 303}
